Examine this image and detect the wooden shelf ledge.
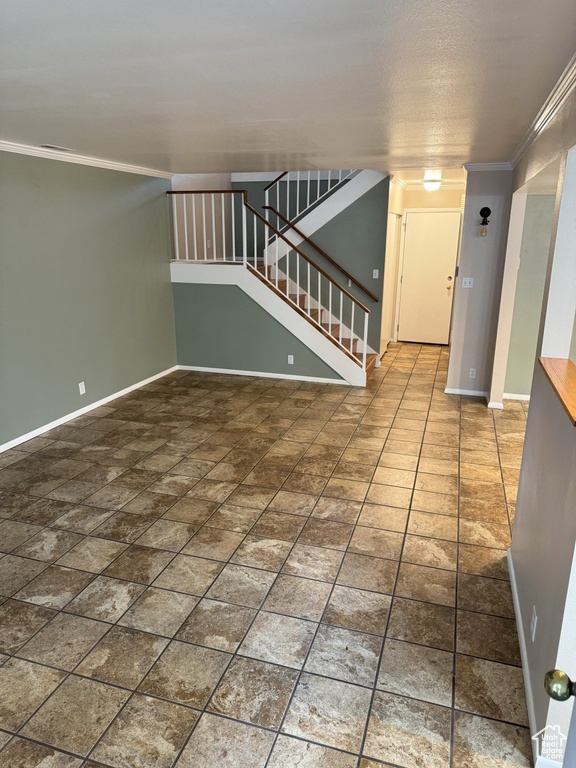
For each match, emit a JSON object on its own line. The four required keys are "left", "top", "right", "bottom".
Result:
{"left": 539, "top": 357, "right": 576, "bottom": 426}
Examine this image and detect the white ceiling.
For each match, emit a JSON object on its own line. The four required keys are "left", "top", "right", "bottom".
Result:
{"left": 1, "top": 0, "right": 576, "bottom": 174}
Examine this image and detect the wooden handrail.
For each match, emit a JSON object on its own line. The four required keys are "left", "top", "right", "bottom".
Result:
{"left": 263, "top": 205, "right": 379, "bottom": 303}
{"left": 167, "top": 190, "right": 369, "bottom": 313}
{"left": 243, "top": 198, "right": 369, "bottom": 313}
{"left": 167, "top": 190, "right": 245, "bottom": 195}
{"left": 263, "top": 171, "right": 288, "bottom": 192}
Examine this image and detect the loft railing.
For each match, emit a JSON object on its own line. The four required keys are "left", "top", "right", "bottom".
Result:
{"left": 264, "top": 169, "right": 358, "bottom": 231}
{"left": 167, "top": 190, "right": 370, "bottom": 369}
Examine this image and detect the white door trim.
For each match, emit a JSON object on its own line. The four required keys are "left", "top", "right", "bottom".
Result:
{"left": 487, "top": 192, "right": 528, "bottom": 408}
{"left": 394, "top": 208, "right": 462, "bottom": 345}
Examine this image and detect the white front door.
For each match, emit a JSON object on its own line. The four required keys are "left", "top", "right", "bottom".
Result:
{"left": 397, "top": 210, "right": 461, "bottom": 345}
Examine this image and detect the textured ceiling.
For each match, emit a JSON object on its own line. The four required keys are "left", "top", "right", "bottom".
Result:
{"left": 1, "top": 0, "right": 576, "bottom": 174}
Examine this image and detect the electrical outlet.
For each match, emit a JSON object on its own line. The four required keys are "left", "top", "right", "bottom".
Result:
{"left": 348, "top": 279, "right": 352, "bottom": 287}
{"left": 469, "top": 368, "right": 476, "bottom": 379}
{"left": 287, "top": 355, "right": 294, "bottom": 365}
{"left": 462, "top": 277, "right": 474, "bottom": 288}
{"left": 531, "top": 606, "right": 538, "bottom": 642}
{"left": 373, "top": 269, "right": 379, "bottom": 279}
{"left": 78, "top": 381, "right": 86, "bottom": 395}
{"left": 207, "top": 239, "right": 211, "bottom": 248}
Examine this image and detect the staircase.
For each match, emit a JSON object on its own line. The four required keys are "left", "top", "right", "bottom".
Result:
{"left": 168, "top": 171, "right": 380, "bottom": 385}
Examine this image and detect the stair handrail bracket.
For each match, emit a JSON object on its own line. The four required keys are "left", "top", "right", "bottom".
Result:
{"left": 167, "top": 187, "right": 371, "bottom": 372}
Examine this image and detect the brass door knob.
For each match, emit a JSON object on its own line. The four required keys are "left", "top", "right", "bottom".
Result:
{"left": 447, "top": 285, "right": 452, "bottom": 290}
{"left": 545, "top": 669, "right": 576, "bottom": 701}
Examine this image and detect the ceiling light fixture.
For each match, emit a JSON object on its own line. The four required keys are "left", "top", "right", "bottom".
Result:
{"left": 421, "top": 170, "right": 442, "bottom": 192}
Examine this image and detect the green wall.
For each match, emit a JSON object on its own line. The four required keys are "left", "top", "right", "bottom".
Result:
{"left": 172, "top": 283, "right": 342, "bottom": 380}
{"left": 505, "top": 195, "right": 556, "bottom": 396}
{"left": 0, "top": 152, "right": 176, "bottom": 446}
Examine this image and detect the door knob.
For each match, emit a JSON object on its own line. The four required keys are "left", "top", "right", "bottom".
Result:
{"left": 447, "top": 285, "right": 452, "bottom": 290}
{"left": 545, "top": 670, "right": 576, "bottom": 701}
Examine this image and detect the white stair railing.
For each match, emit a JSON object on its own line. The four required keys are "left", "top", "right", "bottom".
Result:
{"left": 264, "top": 169, "right": 358, "bottom": 234}
{"left": 168, "top": 189, "right": 371, "bottom": 369}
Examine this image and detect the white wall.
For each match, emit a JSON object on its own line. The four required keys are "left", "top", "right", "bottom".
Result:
{"left": 446, "top": 168, "right": 514, "bottom": 395}
{"left": 510, "top": 363, "right": 576, "bottom": 754}
{"left": 381, "top": 179, "right": 404, "bottom": 349}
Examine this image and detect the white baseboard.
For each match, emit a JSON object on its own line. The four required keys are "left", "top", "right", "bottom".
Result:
{"left": 504, "top": 392, "right": 531, "bottom": 401}
{"left": 508, "top": 550, "right": 562, "bottom": 768}
{"left": 0, "top": 366, "right": 179, "bottom": 454}
{"left": 488, "top": 401, "right": 504, "bottom": 409}
{"left": 177, "top": 365, "right": 347, "bottom": 385}
{"left": 444, "top": 387, "right": 489, "bottom": 398}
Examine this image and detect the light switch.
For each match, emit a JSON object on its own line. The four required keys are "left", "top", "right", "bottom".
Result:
{"left": 462, "top": 277, "right": 474, "bottom": 288}
{"left": 373, "top": 269, "right": 379, "bottom": 279}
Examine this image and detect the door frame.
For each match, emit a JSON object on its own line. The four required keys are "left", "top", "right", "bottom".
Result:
{"left": 394, "top": 208, "right": 463, "bottom": 344}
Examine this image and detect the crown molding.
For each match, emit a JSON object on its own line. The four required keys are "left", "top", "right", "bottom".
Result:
{"left": 511, "top": 51, "right": 576, "bottom": 167}
{"left": 464, "top": 162, "right": 514, "bottom": 172}
{"left": 0, "top": 140, "right": 173, "bottom": 179}
{"left": 389, "top": 175, "right": 408, "bottom": 190}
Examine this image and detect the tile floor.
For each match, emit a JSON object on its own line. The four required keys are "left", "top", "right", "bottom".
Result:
{"left": 0, "top": 343, "right": 533, "bottom": 767}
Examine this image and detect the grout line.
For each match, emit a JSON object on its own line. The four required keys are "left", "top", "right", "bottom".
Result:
{"left": 355, "top": 344, "right": 444, "bottom": 766}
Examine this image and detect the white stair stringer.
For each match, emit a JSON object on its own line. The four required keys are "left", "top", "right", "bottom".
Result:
{"left": 170, "top": 262, "right": 367, "bottom": 387}
{"left": 265, "top": 169, "right": 387, "bottom": 264}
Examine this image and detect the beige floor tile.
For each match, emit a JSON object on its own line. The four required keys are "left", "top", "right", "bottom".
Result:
{"left": 57, "top": 537, "right": 127, "bottom": 573}
{"left": 396, "top": 562, "right": 456, "bottom": 606}
{"left": 364, "top": 691, "right": 451, "bottom": 768}
{"left": 0, "top": 738, "right": 81, "bottom": 767}
{"left": 456, "top": 610, "right": 521, "bottom": 665}
{"left": 102, "top": 544, "right": 174, "bottom": 584}
{"left": 323, "top": 585, "right": 391, "bottom": 634}
{"left": 76, "top": 625, "right": 168, "bottom": 688}
{"left": 175, "top": 713, "right": 274, "bottom": 768}
{"left": 263, "top": 574, "right": 332, "bottom": 621}
{"left": 305, "top": 624, "right": 382, "bottom": 685}
{"left": 455, "top": 655, "right": 529, "bottom": 725}
{"left": 209, "top": 656, "right": 297, "bottom": 728}
{"left": 238, "top": 611, "right": 316, "bottom": 668}
{"left": 139, "top": 640, "right": 231, "bottom": 707}
{"left": 282, "top": 672, "right": 372, "bottom": 752}
{"left": 377, "top": 639, "right": 453, "bottom": 706}
{"left": 337, "top": 552, "right": 397, "bottom": 594}
{"left": 206, "top": 563, "right": 276, "bottom": 608}
{"left": 356, "top": 503, "right": 408, "bottom": 532}
{"left": 16, "top": 612, "right": 108, "bottom": 670}
{"left": 92, "top": 693, "right": 199, "bottom": 768}
{"left": 118, "top": 587, "right": 198, "bottom": 636}
{"left": 153, "top": 553, "right": 223, "bottom": 594}
{"left": 452, "top": 711, "right": 532, "bottom": 768}
{"left": 267, "top": 735, "right": 357, "bottom": 768}
{"left": 177, "top": 598, "right": 256, "bottom": 651}
{"left": 0, "top": 657, "right": 65, "bottom": 731}
{"left": 66, "top": 575, "right": 146, "bottom": 622}
{"left": 387, "top": 597, "right": 455, "bottom": 651}
{"left": 282, "top": 544, "right": 343, "bottom": 582}
{"left": 21, "top": 675, "right": 129, "bottom": 756}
